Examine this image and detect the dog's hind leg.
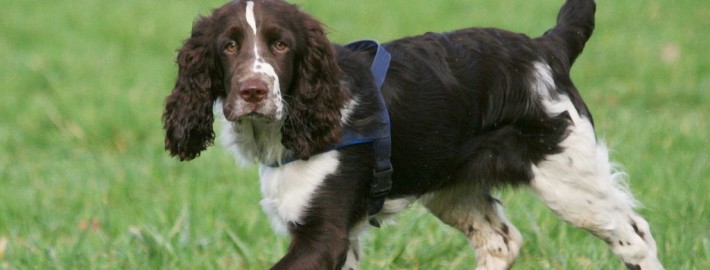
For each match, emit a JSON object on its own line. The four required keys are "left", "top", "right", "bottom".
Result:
{"left": 529, "top": 116, "right": 663, "bottom": 270}
{"left": 422, "top": 187, "right": 523, "bottom": 270}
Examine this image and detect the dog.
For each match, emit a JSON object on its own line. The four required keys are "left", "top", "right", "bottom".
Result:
{"left": 162, "top": 0, "right": 663, "bottom": 269}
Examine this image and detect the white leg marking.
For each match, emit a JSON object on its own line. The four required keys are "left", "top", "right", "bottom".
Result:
{"left": 422, "top": 190, "right": 523, "bottom": 270}
{"left": 529, "top": 62, "right": 663, "bottom": 269}
{"left": 530, "top": 118, "right": 662, "bottom": 269}
{"left": 259, "top": 151, "right": 340, "bottom": 234}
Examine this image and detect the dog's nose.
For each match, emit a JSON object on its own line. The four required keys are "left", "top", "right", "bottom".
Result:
{"left": 239, "top": 80, "right": 268, "bottom": 103}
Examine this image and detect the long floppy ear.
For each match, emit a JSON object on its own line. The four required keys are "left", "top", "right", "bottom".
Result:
{"left": 163, "top": 16, "right": 223, "bottom": 161}
{"left": 282, "top": 15, "right": 346, "bottom": 159}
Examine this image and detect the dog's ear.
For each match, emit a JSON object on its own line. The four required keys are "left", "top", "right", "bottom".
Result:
{"left": 281, "top": 15, "right": 346, "bottom": 159}
{"left": 163, "top": 16, "right": 223, "bottom": 161}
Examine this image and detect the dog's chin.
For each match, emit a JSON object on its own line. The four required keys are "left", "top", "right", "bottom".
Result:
{"left": 234, "top": 111, "right": 281, "bottom": 124}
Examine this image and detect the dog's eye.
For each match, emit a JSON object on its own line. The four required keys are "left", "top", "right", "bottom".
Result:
{"left": 273, "top": 41, "right": 289, "bottom": 52}
{"left": 224, "top": 41, "right": 238, "bottom": 53}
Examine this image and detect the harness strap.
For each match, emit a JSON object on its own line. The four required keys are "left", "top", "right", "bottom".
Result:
{"left": 344, "top": 40, "right": 393, "bottom": 226}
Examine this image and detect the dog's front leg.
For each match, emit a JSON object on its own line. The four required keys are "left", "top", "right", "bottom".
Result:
{"left": 263, "top": 148, "right": 373, "bottom": 269}
{"left": 270, "top": 222, "right": 351, "bottom": 270}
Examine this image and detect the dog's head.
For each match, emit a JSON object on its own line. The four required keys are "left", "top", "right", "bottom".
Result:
{"left": 163, "top": 0, "right": 346, "bottom": 161}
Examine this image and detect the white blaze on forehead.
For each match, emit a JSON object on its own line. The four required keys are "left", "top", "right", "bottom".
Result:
{"left": 245, "top": 1, "right": 257, "bottom": 33}
{"left": 245, "top": 1, "right": 260, "bottom": 59}
{"left": 244, "top": 1, "right": 261, "bottom": 63}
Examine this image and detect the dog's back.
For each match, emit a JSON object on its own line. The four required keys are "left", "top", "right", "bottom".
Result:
{"left": 379, "top": 0, "right": 597, "bottom": 195}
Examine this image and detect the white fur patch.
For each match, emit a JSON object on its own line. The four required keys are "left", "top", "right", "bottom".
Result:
{"left": 529, "top": 114, "right": 663, "bottom": 268}
{"left": 340, "top": 98, "right": 359, "bottom": 124}
{"left": 531, "top": 62, "right": 581, "bottom": 125}
{"left": 245, "top": 1, "right": 257, "bottom": 33}
{"left": 528, "top": 61, "right": 639, "bottom": 229}
{"left": 421, "top": 188, "right": 523, "bottom": 269}
{"left": 259, "top": 151, "right": 340, "bottom": 234}
{"left": 531, "top": 117, "right": 638, "bottom": 227}
{"left": 380, "top": 197, "right": 415, "bottom": 215}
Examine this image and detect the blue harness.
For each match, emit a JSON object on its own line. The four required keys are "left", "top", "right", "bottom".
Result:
{"left": 270, "top": 40, "right": 393, "bottom": 225}
{"left": 344, "top": 40, "right": 393, "bottom": 225}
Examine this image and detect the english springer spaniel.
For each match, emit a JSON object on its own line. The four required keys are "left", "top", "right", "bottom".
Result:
{"left": 162, "top": 0, "right": 663, "bottom": 269}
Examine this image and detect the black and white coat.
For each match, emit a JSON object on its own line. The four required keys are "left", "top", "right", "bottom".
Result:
{"left": 162, "top": 0, "right": 663, "bottom": 269}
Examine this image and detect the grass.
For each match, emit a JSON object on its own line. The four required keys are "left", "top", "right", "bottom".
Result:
{"left": 0, "top": 0, "right": 707, "bottom": 269}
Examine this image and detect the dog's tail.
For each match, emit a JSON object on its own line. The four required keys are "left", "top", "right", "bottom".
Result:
{"left": 539, "top": 0, "right": 596, "bottom": 67}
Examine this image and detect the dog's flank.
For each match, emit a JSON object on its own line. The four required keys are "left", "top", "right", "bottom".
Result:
{"left": 163, "top": 0, "right": 663, "bottom": 269}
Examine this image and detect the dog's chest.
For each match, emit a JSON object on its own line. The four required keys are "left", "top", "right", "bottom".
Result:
{"left": 258, "top": 151, "right": 340, "bottom": 234}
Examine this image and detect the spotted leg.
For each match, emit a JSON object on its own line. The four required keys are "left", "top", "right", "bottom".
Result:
{"left": 529, "top": 116, "right": 663, "bottom": 270}
{"left": 423, "top": 187, "right": 524, "bottom": 270}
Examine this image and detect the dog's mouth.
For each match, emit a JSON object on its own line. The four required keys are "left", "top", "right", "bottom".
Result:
{"left": 233, "top": 106, "right": 287, "bottom": 125}
{"left": 238, "top": 111, "right": 272, "bottom": 121}
{"left": 222, "top": 98, "right": 284, "bottom": 122}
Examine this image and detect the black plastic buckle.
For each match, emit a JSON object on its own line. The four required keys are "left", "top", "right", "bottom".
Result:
{"left": 371, "top": 166, "right": 393, "bottom": 198}
{"left": 367, "top": 166, "right": 393, "bottom": 227}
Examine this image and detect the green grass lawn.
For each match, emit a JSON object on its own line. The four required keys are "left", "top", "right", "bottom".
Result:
{"left": 1, "top": 0, "right": 707, "bottom": 269}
